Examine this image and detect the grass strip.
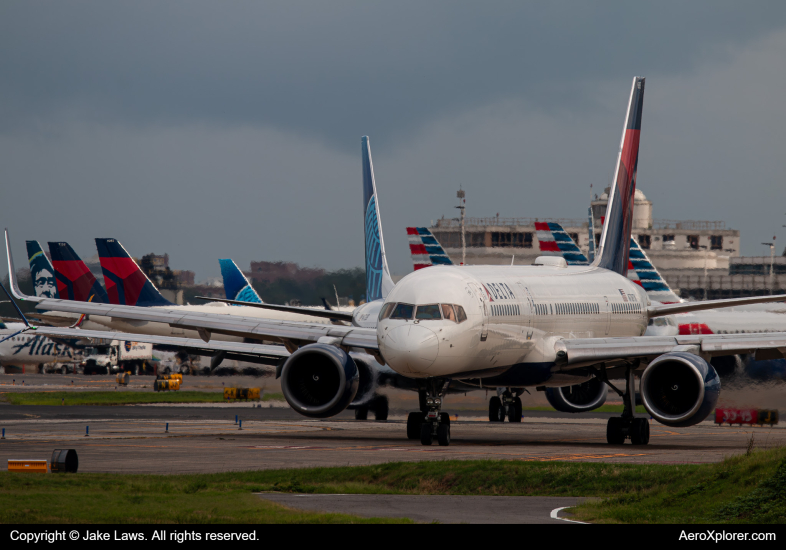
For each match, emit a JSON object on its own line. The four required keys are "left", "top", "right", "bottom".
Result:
{"left": 0, "top": 391, "right": 285, "bottom": 406}
{"left": 1, "top": 447, "right": 783, "bottom": 523}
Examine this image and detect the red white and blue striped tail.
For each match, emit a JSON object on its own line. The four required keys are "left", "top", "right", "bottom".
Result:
{"left": 628, "top": 238, "right": 682, "bottom": 304}
{"left": 406, "top": 227, "right": 454, "bottom": 270}
{"left": 534, "top": 222, "right": 588, "bottom": 265}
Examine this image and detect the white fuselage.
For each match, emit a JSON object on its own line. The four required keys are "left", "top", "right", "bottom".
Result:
{"left": 0, "top": 327, "right": 78, "bottom": 365}
{"left": 377, "top": 264, "right": 648, "bottom": 381}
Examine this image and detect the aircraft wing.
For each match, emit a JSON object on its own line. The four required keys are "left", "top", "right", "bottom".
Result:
{"left": 555, "top": 332, "right": 786, "bottom": 369}
{"left": 30, "top": 326, "right": 291, "bottom": 366}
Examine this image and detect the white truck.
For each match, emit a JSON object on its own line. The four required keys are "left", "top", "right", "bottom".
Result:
{"left": 81, "top": 340, "right": 153, "bottom": 375}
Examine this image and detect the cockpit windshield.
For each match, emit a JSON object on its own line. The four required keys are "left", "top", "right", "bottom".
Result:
{"left": 415, "top": 304, "right": 441, "bottom": 320}
{"left": 389, "top": 303, "right": 415, "bottom": 320}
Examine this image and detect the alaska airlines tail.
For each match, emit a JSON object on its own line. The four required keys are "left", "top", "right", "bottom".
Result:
{"left": 26, "top": 241, "right": 59, "bottom": 299}
{"left": 362, "top": 136, "right": 395, "bottom": 301}
{"left": 534, "top": 222, "right": 589, "bottom": 265}
{"left": 219, "top": 259, "right": 263, "bottom": 303}
{"left": 47, "top": 242, "right": 109, "bottom": 303}
{"left": 94, "top": 238, "right": 173, "bottom": 306}
{"left": 594, "top": 77, "right": 645, "bottom": 276}
{"left": 406, "top": 227, "right": 453, "bottom": 270}
{"left": 628, "top": 238, "right": 682, "bottom": 304}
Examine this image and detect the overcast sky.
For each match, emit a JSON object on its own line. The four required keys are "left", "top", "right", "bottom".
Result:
{"left": 2, "top": 1, "right": 786, "bottom": 281}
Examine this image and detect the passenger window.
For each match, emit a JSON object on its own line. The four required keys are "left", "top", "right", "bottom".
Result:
{"left": 441, "top": 304, "right": 457, "bottom": 322}
{"left": 415, "top": 304, "right": 442, "bottom": 320}
{"left": 378, "top": 302, "right": 395, "bottom": 321}
{"left": 390, "top": 303, "right": 415, "bottom": 320}
{"left": 455, "top": 305, "right": 467, "bottom": 323}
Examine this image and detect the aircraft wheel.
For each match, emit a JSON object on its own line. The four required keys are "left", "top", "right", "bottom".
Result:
{"left": 606, "top": 417, "right": 625, "bottom": 445}
{"left": 508, "top": 397, "right": 522, "bottom": 423}
{"left": 489, "top": 396, "right": 504, "bottom": 422}
{"left": 420, "top": 423, "right": 433, "bottom": 446}
{"left": 437, "top": 423, "right": 451, "bottom": 446}
{"left": 354, "top": 407, "right": 369, "bottom": 420}
{"left": 406, "top": 412, "right": 422, "bottom": 440}
{"left": 630, "top": 418, "right": 650, "bottom": 445}
{"left": 439, "top": 412, "right": 450, "bottom": 426}
{"left": 374, "top": 396, "right": 389, "bottom": 421}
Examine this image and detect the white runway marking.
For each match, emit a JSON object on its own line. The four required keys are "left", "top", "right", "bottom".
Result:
{"left": 550, "top": 506, "right": 587, "bottom": 524}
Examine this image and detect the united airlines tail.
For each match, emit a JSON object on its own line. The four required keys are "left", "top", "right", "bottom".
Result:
{"left": 534, "top": 222, "right": 588, "bottom": 265}
{"left": 594, "top": 77, "right": 645, "bottom": 276}
{"left": 47, "top": 242, "right": 109, "bottom": 303}
{"left": 219, "top": 259, "right": 263, "bottom": 303}
{"left": 406, "top": 227, "right": 453, "bottom": 270}
{"left": 362, "top": 136, "right": 395, "bottom": 301}
{"left": 94, "top": 238, "right": 173, "bottom": 306}
{"left": 26, "top": 241, "right": 59, "bottom": 299}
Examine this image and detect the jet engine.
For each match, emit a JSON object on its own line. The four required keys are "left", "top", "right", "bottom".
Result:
{"left": 545, "top": 378, "right": 607, "bottom": 413}
{"left": 640, "top": 352, "right": 720, "bottom": 427}
{"left": 280, "top": 344, "right": 359, "bottom": 418}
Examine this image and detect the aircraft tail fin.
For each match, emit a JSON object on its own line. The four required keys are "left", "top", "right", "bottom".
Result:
{"left": 535, "top": 222, "right": 589, "bottom": 265}
{"left": 26, "top": 241, "right": 60, "bottom": 299}
{"left": 219, "top": 259, "right": 263, "bottom": 303}
{"left": 94, "top": 238, "right": 173, "bottom": 306}
{"left": 47, "top": 242, "right": 109, "bottom": 303}
{"left": 362, "top": 136, "right": 395, "bottom": 301}
{"left": 593, "top": 76, "right": 645, "bottom": 276}
{"left": 628, "top": 238, "right": 682, "bottom": 303}
{"left": 406, "top": 227, "right": 453, "bottom": 270}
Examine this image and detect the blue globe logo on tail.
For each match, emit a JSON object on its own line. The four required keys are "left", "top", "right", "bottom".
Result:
{"left": 365, "top": 195, "right": 384, "bottom": 301}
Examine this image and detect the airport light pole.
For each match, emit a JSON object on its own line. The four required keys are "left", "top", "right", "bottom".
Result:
{"left": 456, "top": 189, "right": 466, "bottom": 266}
{"left": 761, "top": 238, "right": 776, "bottom": 295}
{"left": 699, "top": 245, "right": 709, "bottom": 301}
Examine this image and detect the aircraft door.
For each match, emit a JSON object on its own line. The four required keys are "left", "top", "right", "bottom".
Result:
{"left": 468, "top": 283, "right": 489, "bottom": 342}
{"left": 603, "top": 296, "right": 610, "bottom": 335}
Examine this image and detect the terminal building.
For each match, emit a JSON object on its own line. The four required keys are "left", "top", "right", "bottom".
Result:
{"left": 428, "top": 187, "right": 784, "bottom": 298}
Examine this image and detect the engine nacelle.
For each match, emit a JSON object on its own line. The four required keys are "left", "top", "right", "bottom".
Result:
{"left": 545, "top": 378, "right": 607, "bottom": 413}
{"left": 349, "top": 353, "right": 379, "bottom": 406}
{"left": 280, "top": 344, "right": 359, "bottom": 418}
{"left": 640, "top": 352, "right": 720, "bottom": 427}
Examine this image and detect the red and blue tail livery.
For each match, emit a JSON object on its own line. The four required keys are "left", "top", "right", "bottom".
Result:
{"left": 628, "top": 238, "right": 681, "bottom": 304}
{"left": 406, "top": 227, "right": 453, "bottom": 270}
{"left": 95, "top": 238, "right": 173, "bottom": 307}
{"left": 534, "top": 222, "right": 588, "bottom": 265}
{"left": 595, "top": 76, "right": 644, "bottom": 277}
{"left": 47, "top": 242, "right": 109, "bottom": 303}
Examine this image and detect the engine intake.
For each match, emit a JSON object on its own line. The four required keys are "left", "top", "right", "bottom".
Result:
{"left": 545, "top": 378, "right": 607, "bottom": 413}
{"left": 640, "top": 352, "right": 720, "bottom": 427}
{"left": 280, "top": 344, "right": 359, "bottom": 418}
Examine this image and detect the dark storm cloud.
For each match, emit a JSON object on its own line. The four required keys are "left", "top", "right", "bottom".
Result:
{"left": 2, "top": 1, "right": 785, "bottom": 150}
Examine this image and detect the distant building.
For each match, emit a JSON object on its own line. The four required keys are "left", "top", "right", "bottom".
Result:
{"left": 249, "top": 261, "right": 325, "bottom": 284}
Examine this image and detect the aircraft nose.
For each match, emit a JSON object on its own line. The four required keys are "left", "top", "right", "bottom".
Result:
{"left": 380, "top": 324, "right": 439, "bottom": 374}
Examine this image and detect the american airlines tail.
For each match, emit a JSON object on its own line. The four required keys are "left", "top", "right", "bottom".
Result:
{"left": 406, "top": 227, "right": 453, "bottom": 270}
{"left": 26, "top": 241, "right": 59, "bottom": 299}
{"left": 362, "top": 136, "right": 395, "bottom": 301}
{"left": 219, "top": 259, "right": 263, "bottom": 303}
{"left": 94, "top": 238, "right": 173, "bottom": 307}
{"left": 48, "top": 242, "right": 109, "bottom": 303}
{"left": 534, "top": 222, "right": 588, "bottom": 265}
{"left": 594, "top": 76, "right": 645, "bottom": 276}
{"left": 628, "top": 238, "right": 682, "bottom": 304}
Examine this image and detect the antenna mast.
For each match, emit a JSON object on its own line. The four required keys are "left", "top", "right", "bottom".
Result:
{"left": 456, "top": 188, "right": 466, "bottom": 266}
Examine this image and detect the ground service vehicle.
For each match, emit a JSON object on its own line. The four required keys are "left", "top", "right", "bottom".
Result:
{"left": 82, "top": 340, "right": 153, "bottom": 375}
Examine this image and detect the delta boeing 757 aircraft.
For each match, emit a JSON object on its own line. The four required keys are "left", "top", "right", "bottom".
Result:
{"left": 6, "top": 77, "right": 786, "bottom": 448}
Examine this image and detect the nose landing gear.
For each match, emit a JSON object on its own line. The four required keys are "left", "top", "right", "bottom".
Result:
{"left": 407, "top": 379, "right": 451, "bottom": 446}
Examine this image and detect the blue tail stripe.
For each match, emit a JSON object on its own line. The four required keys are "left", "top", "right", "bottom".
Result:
{"left": 420, "top": 236, "right": 439, "bottom": 246}
{"left": 430, "top": 256, "right": 453, "bottom": 265}
{"left": 641, "top": 281, "right": 672, "bottom": 291}
{"left": 416, "top": 227, "right": 431, "bottom": 235}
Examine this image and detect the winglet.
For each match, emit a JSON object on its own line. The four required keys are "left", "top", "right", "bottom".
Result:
{"left": 594, "top": 77, "right": 645, "bottom": 276}
{"left": 362, "top": 136, "right": 395, "bottom": 301}
{"left": 5, "top": 229, "right": 37, "bottom": 302}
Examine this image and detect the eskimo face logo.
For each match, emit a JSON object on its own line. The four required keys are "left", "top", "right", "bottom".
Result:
{"left": 365, "top": 195, "right": 383, "bottom": 301}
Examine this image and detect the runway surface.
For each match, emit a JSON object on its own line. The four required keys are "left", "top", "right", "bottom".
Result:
{"left": 1, "top": 404, "right": 783, "bottom": 474}
{"left": 258, "top": 494, "right": 586, "bottom": 524}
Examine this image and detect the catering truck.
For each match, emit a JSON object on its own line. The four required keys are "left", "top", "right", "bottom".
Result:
{"left": 81, "top": 340, "right": 153, "bottom": 375}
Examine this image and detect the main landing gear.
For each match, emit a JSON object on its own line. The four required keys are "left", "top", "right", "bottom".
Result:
{"left": 353, "top": 395, "right": 389, "bottom": 421}
{"left": 407, "top": 379, "right": 451, "bottom": 446}
{"left": 599, "top": 364, "right": 649, "bottom": 445}
{"left": 489, "top": 388, "right": 523, "bottom": 423}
